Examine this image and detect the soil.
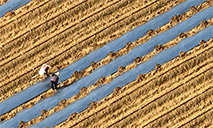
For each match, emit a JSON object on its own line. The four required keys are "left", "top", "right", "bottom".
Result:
{"left": 56, "top": 38, "right": 213, "bottom": 128}
{"left": 0, "top": 0, "right": 212, "bottom": 127}
{"left": 0, "top": 0, "right": 8, "bottom": 6}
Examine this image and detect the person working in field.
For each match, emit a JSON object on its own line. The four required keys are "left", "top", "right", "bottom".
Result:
{"left": 51, "top": 72, "right": 60, "bottom": 90}
{"left": 39, "top": 63, "right": 52, "bottom": 78}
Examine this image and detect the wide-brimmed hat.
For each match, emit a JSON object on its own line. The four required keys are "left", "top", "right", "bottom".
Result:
{"left": 55, "top": 72, "right": 60, "bottom": 76}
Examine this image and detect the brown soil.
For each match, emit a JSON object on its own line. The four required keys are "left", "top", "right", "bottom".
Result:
{"left": 0, "top": 0, "right": 212, "bottom": 127}
{"left": 56, "top": 38, "right": 213, "bottom": 128}
{"left": 0, "top": 0, "right": 8, "bottom": 6}
{"left": 0, "top": 0, "right": 185, "bottom": 102}
{"left": 1, "top": 0, "right": 202, "bottom": 121}
{"left": 0, "top": 1, "right": 186, "bottom": 100}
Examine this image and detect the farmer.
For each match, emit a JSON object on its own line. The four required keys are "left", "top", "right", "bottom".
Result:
{"left": 39, "top": 64, "right": 51, "bottom": 78}
{"left": 51, "top": 72, "right": 60, "bottom": 90}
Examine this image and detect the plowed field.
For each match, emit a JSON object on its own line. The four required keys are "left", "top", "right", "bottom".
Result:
{"left": 0, "top": 0, "right": 212, "bottom": 127}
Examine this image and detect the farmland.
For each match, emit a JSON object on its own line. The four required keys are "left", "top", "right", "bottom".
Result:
{"left": 0, "top": 0, "right": 212, "bottom": 127}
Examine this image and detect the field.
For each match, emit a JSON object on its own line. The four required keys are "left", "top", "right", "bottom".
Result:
{"left": 0, "top": 0, "right": 212, "bottom": 127}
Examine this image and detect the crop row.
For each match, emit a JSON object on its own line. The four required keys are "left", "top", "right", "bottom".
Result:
{"left": 0, "top": 0, "right": 177, "bottom": 101}
{"left": 1, "top": 16, "right": 211, "bottom": 122}
{"left": 0, "top": 0, "right": 69, "bottom": 35}
{"left": 0, "top": 0, "right": 104, "bottom": 59}
{"left": 0, "top": 0, "right": 193, "bottom": 120}
{"left": 0, "top": 0, "right": 130, "bottom": 83}
{"left": 77, "top": 58, "right": 213, "bottom": 127}
{"left": 57, "top": 39, "right": 213, "bottom": 127}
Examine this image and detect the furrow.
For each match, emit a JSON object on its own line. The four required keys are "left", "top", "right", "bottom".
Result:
{"left": 142, "top": 87, "right": 213, "bottom": 128}
{"left": 93, "top": 59, "right": 213, "bottom": 127}
{"left": 0, "top": 0, "right": 176, "bottom": 99}
{"left": 0, "top": 0, "right": 51, "bottom": 27}
{"left": 174, "top": 105, "right": 213, "bottom": 128}
{"left": 62, "top": 41, "right": 213, "bottom": 128}
{"left": 108, "top": 69, "right": 213, "bottom": 127}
